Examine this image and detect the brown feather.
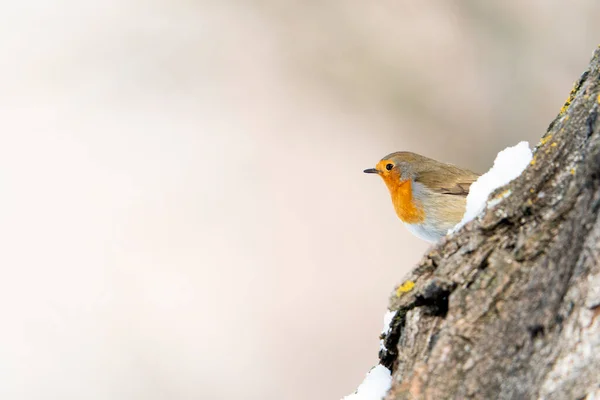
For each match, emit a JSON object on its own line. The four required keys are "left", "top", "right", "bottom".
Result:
{"left": 416, "top": 171, "right": 479, "bottom": 197}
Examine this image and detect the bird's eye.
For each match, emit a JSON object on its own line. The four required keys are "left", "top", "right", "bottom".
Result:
{"left": 385, "top": 163, "right": 393, "bottom": 171}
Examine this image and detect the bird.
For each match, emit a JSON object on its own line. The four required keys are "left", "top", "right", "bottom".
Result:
{"left": 364, "top": 151, "right": 480, "bottom": 243}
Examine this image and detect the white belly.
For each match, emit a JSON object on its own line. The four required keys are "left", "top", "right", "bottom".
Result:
{"left": 403, "top": 222, "right": 444, "bottom": 243}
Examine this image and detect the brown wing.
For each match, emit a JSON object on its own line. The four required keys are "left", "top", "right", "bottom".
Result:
{"left": 437, "top": 181, "right": 475, "bottom": 196}
{"left": 415, "top": 164, "right": 479, "bottom": 197}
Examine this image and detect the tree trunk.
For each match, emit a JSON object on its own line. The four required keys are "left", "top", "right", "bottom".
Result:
{"left": 379, "top": 47, "right": 600, "bottom": 400}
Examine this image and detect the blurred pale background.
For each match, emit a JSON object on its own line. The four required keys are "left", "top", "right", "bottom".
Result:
{"left": 0, "top": 1, "right": 598, "bottom": 399}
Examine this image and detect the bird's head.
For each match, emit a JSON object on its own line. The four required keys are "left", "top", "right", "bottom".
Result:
{"left": 363, "top": 152, "right": 422, "bottom": 193}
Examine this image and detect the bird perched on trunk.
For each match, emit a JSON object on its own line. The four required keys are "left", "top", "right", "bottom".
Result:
{"left": 364, "top": 152, "right": 480, "bottom": 243}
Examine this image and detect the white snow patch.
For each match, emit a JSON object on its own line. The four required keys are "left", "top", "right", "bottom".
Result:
{"left": 342, "top": 364, "right": 392, "bottom": 400}
{"left": 450, "top": 141, "right": 532, "bottom": 233}
{"left": 379, "top": 310, "right": 397, "bottom": 351}
{"left": 486, "top": 189, "right": 512, "bottom": 208}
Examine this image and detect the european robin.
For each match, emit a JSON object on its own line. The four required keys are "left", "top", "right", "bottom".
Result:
{"left": 364, "top": 152, "right": 480, "bottom": 242}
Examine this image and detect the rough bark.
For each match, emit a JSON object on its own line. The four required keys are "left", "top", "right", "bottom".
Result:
{"left": 379, "top": 47, "right": 600, "bottom": 400}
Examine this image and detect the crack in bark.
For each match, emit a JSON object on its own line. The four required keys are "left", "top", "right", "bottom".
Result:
{"left": 379, "top": 278, "right": 457, "bottom": 371}
{"left": 585, "top": 106, "right": 598, "bottom": 139}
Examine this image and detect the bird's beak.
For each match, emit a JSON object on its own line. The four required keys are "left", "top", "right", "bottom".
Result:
{"left": 363, "top": 168, "right": 379, "bottom": 174}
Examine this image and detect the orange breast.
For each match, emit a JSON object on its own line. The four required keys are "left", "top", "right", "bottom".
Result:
{"left": 386, "top": 179, "right": 425, "bottom": 224}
